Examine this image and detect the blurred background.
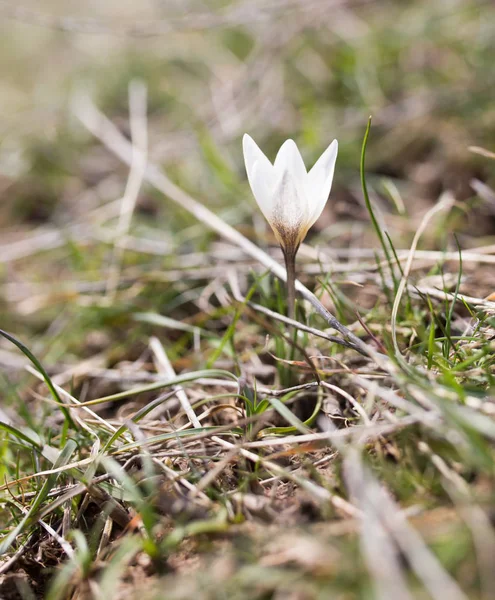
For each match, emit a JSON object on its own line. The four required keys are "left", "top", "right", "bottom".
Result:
{"left": 1, "top": 3, "right": 495, "bottom": 597}
{"left": 0, "top": 0, "right": 494, "bottom": 353}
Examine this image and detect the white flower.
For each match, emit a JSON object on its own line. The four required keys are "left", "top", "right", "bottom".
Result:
{"left": 243, "top": 134, "right": 338, "bottom": 255}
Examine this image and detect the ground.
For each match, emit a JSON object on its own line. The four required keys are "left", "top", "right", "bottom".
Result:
{"left": 1, "top": 1, "right": 495, "bottom": 599}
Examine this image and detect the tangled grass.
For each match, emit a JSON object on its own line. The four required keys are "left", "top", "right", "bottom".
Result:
{"left": 1, "top": 1, "right": 495, "bottom": 598}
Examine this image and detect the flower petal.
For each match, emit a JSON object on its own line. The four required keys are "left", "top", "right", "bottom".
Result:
{"left": 307, "top": 139, "right": 338, "bottom": 227}
{"left": 250, "top": 159, "right": 276, "bottom": 221}
{"left": 243, "top": 134, "right": 275, "bottom": 213}
{"left": 269, "top": 169, "right": 308, "bottom": 253}
{"left": 274, "top": 139, "right": 307, "bottom": 185}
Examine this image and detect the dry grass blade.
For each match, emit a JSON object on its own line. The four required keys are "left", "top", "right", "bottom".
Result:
{"left": 105, "top": 80, "right": 148, "bottom": 300}
{"left": 339, "top": 443, "right": 470, "bottom": 600}
{"left": 149, "top": 336, "right": 201, "bottom": 427}
{"left": 391, "top": 193, "right": 455, "bottom": 357}
{"left": 344, "top": 448, "right": 414, "bottom": 600}
{"left": 418, "top": 442, "right": 495, "bottom": 600}
{"left": 211, "top": 435, "right": 359, "bottom": 516}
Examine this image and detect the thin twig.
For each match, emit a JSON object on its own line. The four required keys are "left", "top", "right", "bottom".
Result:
{"left": 228, "top": 268, "right": 357, "bottom": 350}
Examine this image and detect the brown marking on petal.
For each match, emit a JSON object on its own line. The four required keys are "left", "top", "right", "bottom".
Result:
{"left": 271, "top": 219, "right": 303, "bottom": 256}
{"left": 271, "top": 215, "right": 313, "bottom": 257}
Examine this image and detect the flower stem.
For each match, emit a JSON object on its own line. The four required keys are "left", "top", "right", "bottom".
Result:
{"left": 283, "top": 249, "right": 297, "bottom": 320}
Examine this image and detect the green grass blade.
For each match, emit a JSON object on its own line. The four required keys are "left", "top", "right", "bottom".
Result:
{"left": 0, "top": 329, "right": 75, "bottom": 428}
{"left": 360, "top": 117, "right": 398, "bottom": 290}
{"left": 0, "top": 422, "right": 42, "bottom": 450}
{"left": 0, "top": 439, "right": 77, "bottom": 555}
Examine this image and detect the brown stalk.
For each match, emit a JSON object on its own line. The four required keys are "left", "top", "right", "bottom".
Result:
{"left": 283, "top": 248, "right": 297, "bottom": 321}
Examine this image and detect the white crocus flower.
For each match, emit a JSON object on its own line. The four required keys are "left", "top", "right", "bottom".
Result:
{"left": 243, "top": 134, "right": 338, "bottom": 318}
{"left": 243, "top": 134, "right": 338, "bottom": 255}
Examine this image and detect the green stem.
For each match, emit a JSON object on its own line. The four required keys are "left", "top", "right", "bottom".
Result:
{"left": 283, "top": 249, "right": 297, "bottom": 320}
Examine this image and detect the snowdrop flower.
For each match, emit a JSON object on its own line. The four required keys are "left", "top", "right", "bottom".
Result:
{"left": 243, "top": 134, "right": 338, "bottom": 318}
